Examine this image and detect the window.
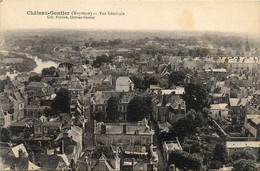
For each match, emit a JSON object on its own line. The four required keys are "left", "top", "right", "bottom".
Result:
{"left": 44, "top": 127, "right": 48, "bottom": 133}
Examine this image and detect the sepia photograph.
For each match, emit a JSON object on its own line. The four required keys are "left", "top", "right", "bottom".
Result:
{"left": 0, "top": 0, "right": 260, "bottom": 170}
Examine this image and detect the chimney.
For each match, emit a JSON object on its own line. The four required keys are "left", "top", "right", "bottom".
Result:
{"left": 101, "top": 124, "right": 106, "bottom": 134}
{"left": 169, "top": 164, "right": 176, "bottom": 171}
{"left": 18, "top": 149, "right": 23, "bottom": 159}
{"left": 178, "top": 104, "right": 181, "bottom": 114}
{"left": 147, "top": 164, "right": 154, "bottom": 171}
{"left": 131, "top": 158, "right": 135, "bottom": 171}
{"left": 29, "top": 151, "right": 35, "bottom": 164}
{"left": 122, "top": 124, "right": 127, "bottom": 134}
{"left": 60, "top": 140, "right": 64, "bottom": 154}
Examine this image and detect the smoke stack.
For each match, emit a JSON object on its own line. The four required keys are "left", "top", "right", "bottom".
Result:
{"left": 131, "top": 158, "right": 134, "bottom": 171}
{"left": 60, "top": 140, "right": 64, "bottom": 154}
{"left": 101, "top": 124, "right": 106, "bottom": 134}
{"left": 29, "top": 151, "right": 35, "bottom": 164}
{"left": 18, "top": 149, "right": 23, "bottom": 159}
{"left": 122, "top": 124, "right": 127, "bottom": 134}
{"left": 169, "top": 164, "right": 176, "bottom": 171}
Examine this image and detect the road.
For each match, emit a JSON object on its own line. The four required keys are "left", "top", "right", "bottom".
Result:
{"left": 150, "top": 118, "right": 167, "bottom": 171}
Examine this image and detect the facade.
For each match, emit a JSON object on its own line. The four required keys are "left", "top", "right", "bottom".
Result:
{"left": 226, "top": 141, "right": 260, "bottom": 158}
{"left": 94, "top": 119, "right": 154, "bottom": 153}
{"left": 210, "top": 103, "right": 230, "bottom": 120}
{"left": 115, "top": 77, "right": 134, "bottom": 92}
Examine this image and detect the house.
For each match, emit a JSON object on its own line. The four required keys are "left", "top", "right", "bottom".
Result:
{"left": 34, "top": 153, "right": 69, "bottom": 170}
{"left": 244, "top": 114, "right": 260, "bottom": 139}
{"left": 115, "top": 77, "right": 134, "bottom": 92}
{"left": 163, "top": 139, "right": 182, "bottom": 162}
{"left": 226, "top": 141, "right": 260, "bottom": 158}
{"left": 70, "top": 96, "right": 84, "bottom": 116}
{"left": 229, "top": 98, "right": 248, "bottom": 115}
{"left": 25, "top": 82, "right": 49, "bottom": 98}
{"left": 0, "top": 107, "right": 11, "bottom": 127}
{"left": 210, "top": 103, "right": 230, "bottom": 120}
{"left": 34, "top": 120, "right": 61, "bottom": 138}
{"left": 91, "top": 91, "right": 135, "bottom": 121}
{"left": 0, "top": 143, "right": 40, "bottom": 170}
{"left": 151, "top": 95, "right": 186, "bottom": 124}
{"left": 55, "top": 125, "right": 83, "bottom": 163}
{"left": 68, "top": 76, "right": 84, "bottom": 97}
{"left": 94, "top": 118, "right": 154, "bottom": 154}
{"left": 79, "top": 146, "right": 120, "bottom": 171}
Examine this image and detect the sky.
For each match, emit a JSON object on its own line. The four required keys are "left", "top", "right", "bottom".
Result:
{"left": 0, "top": 0, "right": 259, "bottom": 34}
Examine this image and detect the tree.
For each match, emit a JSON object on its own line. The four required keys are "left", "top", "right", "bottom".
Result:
{"left": 43, "top": 108, "right": 57, "bottom": 118}
{"left": 231, "top": 151, "right": 256, "bottom": 162}
{"left": 0, "top": 79, "right": 7, "bottom": 92}
{"left": 28, "top": 75, "right": 42, "bottom": 82}
{"left": 168, "top": 71, "right": 186, "bottom": 87}
{"left": 41, "top": 66, "right": 58, "bottom": 76}
{"left": 51, "top": 88, "right": 71, "bottom": 113}
{"left": 58, "top": 62, "right": 74, "bottom": 71}
{"left": 130, "top": 76, "right": 142, "bottom": 90}
{"left": 208, "top": 160, "right": 222, "bottom": 170}
{"left": 232, "top": 159, "right": 257, "bottom": 171}
{"left": 0, "top": 128, "right": 11, "bottom": 142}
{"left": 168, "top": 150, "right": 201, "bottom": 170}
{"left": 127, "top": 96, "right": 148, "bottom": 122}
{"left": 92, "top": 55, "right": 111, "bottom": 68}
{"left": 213, "top": 143, "right": 228, "bottom": 165}
{"left": 170, "top": 116, "right": 197, "bottom": 141}
{"left": 24, "top": 126, "right": 33, "bottom": 139}
{"left": 142, "top": 76, "right": 158, "bottom": 90}
{"left": 183, "top": 83, "right": 209, "bottom": 112}
{"left": 106, "top": 96, "right": 119, "bottom": 121}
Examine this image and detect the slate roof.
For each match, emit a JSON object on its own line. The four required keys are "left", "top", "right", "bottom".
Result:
{"left": 35, "top": 153, "right": 69, "bottom": 170}
{"left": 229, "top": 98, "right": 248, "bottom": 107}
{"left": 210, "top": 103, "right": 229, "bottom": 110}
{"left": 226, "top": 141, "right": 260, "bottom": 148}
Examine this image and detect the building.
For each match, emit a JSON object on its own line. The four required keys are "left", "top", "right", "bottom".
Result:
{"left": 210, "top": 103, "right": 230, "bottom": 120}
{"left": 115, "top": 77, "right": 134, "bottom": 92}
{"left": 244, "top": 114, "right": 260, "bottom": 139}
{"left": 163, "top": 139, "right": 182, "bottom": 162}
{"left": 226, "top": 141, "right": 260, "bottom": 158}
{"left": 94, "top": 119, "right": 154, "bottom": 154}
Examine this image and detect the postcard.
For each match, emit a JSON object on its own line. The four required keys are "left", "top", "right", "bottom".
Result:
{"left": 0, "top": 0, "right": 260, "bottom": 171}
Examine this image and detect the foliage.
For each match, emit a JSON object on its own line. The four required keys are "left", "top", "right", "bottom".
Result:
{"left": 208, "top": 160, "right": 222, "bottom": 169}
{"left": 170, "top": 116, "right": 197, "bottom": 141}
{"left": 106, "top": 96, "right": 119, "bottom": 121}
{"left": 93, "top": 111, "right": 106, "bottom": 122}
{"left": 195, "top": 40, "right": 210, "bottom": 57}
{"left": 213, "top": 143, "right": 228, "bottom": 165}
{"left": 43, "top": 108, "right": 58, "bottom": 117}
{"left": 168, "top": 150, "right": 201, "bottom": 170}
{"left": 232, "top": 159, "right": 257, "bottom": 171}
{"left": 0, "top": 79, "right": 7, "bottom": 92}
{"left": 130, "top": 76, "right": 142, "bottom": 90}
{"left": 28, "top": 75, "right": 42, "bottom": 82}
{"left": 41, "top": 66, "right": 58, "bottom": 76}
{"left": 142, "top": 76, "right": 158, "bottom": 90}
{"left": 58, "top": 62, "right": 74, "bottom": 71}
{"left": 9, "top": 58, "right": 37, "bottom": 72}
{"left": 182, "top": 141, "right": 201, "bottom": 154}
{"left": 51, "top": 88, "right": 71, "bottom": 113}
{"left": 0, "top": 128, "right": 12, "bottom": 142}
{"left": 92, "top": 55, "right": 112, "bottom": 68}
{"left": 24, "top": 126, "right": 34, "bottom": 139}
{"left": 130, "top": 76, "right": 158, "bottom": 90}
{"left": 231, "top": 150, "right": 256, "bottom": 162}
{"left": 127, "top": 96, "right": 151, "bottom": 122}
{"left": 183, "top": 83, "right": 209, "bottom": 112}
{"left": 168, "top": 71, "right": 186, "bottom": 87}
